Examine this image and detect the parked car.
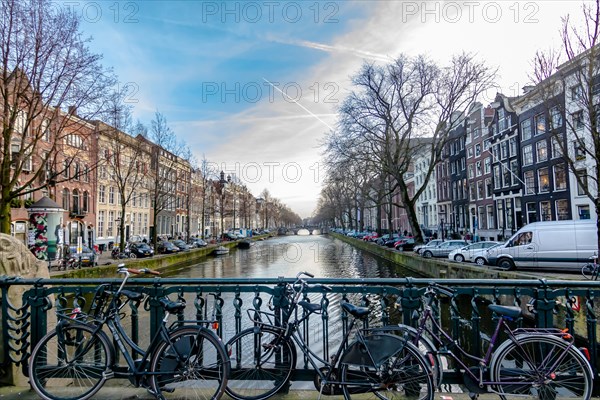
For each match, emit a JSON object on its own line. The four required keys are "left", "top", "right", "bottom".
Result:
{"left": 68, "top": 245, "right": 98, "bottom": 266}
{"left": 421, "top": 240, "right": 469, "bottom": 258}
{"left": 376, "top": 234, "right": 392, "bottom": 246}
{"left": 486, "top": 220, "right": 598, "bottom": 271}
{"left": 156, "top": 241, "right": 180, "bottom": 254}
{"left": 383, "top": 234, "right": 401, "bottom": 247}
{"left": 189, "top": 238, "right": 208, "bottom": 248}
{"left": 413, "top": 239, "right": 444, "bottom": 255}
{"left": 128, "top": 242, "right": 154, "bottom": 258}
{"left": 222, "top": 232, "right": 238, "bottom": 241}
{"left": 171, "top": 239, "right": 190, "bottom": 251}
{"left": 448, "top": 241, "right": 501, "bottom": 264}
{"left": 362, "top": 232, "right": 379, "bottom": 242}
{"left": 394, "top": 237, "right": 416, "bottom": 251}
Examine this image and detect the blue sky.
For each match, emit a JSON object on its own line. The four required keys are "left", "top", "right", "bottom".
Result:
{"left": 68, "top": 0, "right": 588, "bottom": 217}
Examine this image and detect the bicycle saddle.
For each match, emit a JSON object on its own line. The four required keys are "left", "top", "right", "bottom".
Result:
{"left": 488, "top": 304, "right": 522, "bottom": 319}
{"left": 341, "top": 302, "right": 370, "bottom": 319}
{"left": 120, "top": 290, "right": 144, "bottom": 302}
{"left": 159, "top": 298, "right": 186, "bottom": 313}
{"left": 298, "top": 301, "right": 321, "bottom": 313}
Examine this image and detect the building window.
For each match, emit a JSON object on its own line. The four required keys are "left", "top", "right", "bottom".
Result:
{"left": 82, "top": 191, "right": 89, "bottom": 212}
{"left": 484, "top": 157, "right": 491, "bottom": 174}
{"left": 98, "top": 211, "right": 105, "bottom": 237}
{"left": 554, "top": 164, "right": 567, "bottom": 190}
{"left": 107, "top": 211, "right": 114, "bottom": 237}
{"left": 540, "top": 201, "right": 552, "bottom": 221}
{"left": 476, "top": 160, "right": 482, "bottom": 176}
{"left": 535, "top": 114, "right": 545, "bottom": 135}
{"left": 503, "top": 164, "right": 511, "bottom": 188}
{"left": 556, "top": 199, "right": 569, "bottom": 220}
{"left": 501, "top": 141, "right": 508, "bottom": 160}
{"left": 551, "top": 137, "right": 563, "bottom": 159}
{"left": 510, "top": 160, "right": 519, "bottom": 186}
{"left": 521, "top": 119, "right": 532, "bottom": 141}
{"left": 576, "top": 169, "right": 588, "bottom": 195}
{"left": 574, "top": 139, "right": 586, "bottom": 160}
{"left": 62, "top": 188, "right": 70, "bottom": 211}
{"left": 571, "top": 84, "right": 583, "bottom": 101}
{"left": 522, "top": 145, "right": 533, "bottom": 165}
{"left": 72, "top": 189, "right": 79, "bottom": 213}
{"left": 485, "top": 178, "right": 492, "bottom": 198}
{"left": 536, "top": 140, "right": 548, "bottom": 162}
{"left": 578, "top": 205, "right": 591, "bottom": 220}
{"left": 572, "top": 110, "right": 584, "bottom": 130}
{"left": 524, "top": 170, "right": 535, "bottom": 195}
{"left": 538, "top": 167, "right": 550, "bottom": 192}
{"left": 475, "top": 143, "right": 481, "bottom": 157}
{"left": 496, "top": 200, "right": 505, "bottom": 231}
{"left": 99, "top": 185, "right": 106, "bottom": 203}
{"left": 550, "top": 107, "right": 562, "bottom": 128}
{"left": 109, "top": 186, "right": 115, "bottom": 204}
{"left": 477, "top": 180, "right": 484, "bottom": 199}
{"left": 42, "top": 119, "right": 50, "bottom": 141}
{"left": 487, "top": 205, "right": 495, "bottom": 229}
{"left": 493, "top": 165, "right": 501, "bottom": 189}
{"left": 526, "top": 202, "right": 537, "bottom": 224}
{"left": 468, "top": 164, "right": 474, "bottom": 179}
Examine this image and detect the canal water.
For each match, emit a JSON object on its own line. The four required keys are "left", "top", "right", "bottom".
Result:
{"left": 165, "top": 234, "right": 427, "bottom": 280}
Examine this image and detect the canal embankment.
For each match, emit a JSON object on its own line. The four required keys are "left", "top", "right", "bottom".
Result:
{"left": 329, "top": 232, "right": 548, "bottom": 280}
{"left": 52, "top": 235, "right": 271, "bottom": 279}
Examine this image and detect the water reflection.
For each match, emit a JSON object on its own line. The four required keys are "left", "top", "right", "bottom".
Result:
{"left": 168, "top": 235, "right": 425, "bottom": 280}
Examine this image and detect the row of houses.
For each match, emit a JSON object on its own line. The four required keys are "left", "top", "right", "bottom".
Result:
{"left": 9, "top": 111, "right": 262, "bottom": 250}
{"left": 369, "top": 54, "right": 598, "bottom": 241}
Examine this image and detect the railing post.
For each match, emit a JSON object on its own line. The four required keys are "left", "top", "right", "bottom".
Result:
{"left": 400, "top": 287, "right": 420, "bottom": 327}
{"left": 147, "top": 280, "right": 165, "bottom": 339}
{"left": 534, "top": 286, "right": 555, "bottom": 328}
{"left": 585, "top": 290, "right": 598, "bottom": 373}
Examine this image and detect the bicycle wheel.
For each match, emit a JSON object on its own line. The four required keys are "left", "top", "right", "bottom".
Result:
{"left": 375, "top": 324, "right": 443, "bottom": 389}
{"left": 581, "top": 264, "right": 598, "bottom": 280}
{"left": 150, "top": 326, "right": 229, "bottom": 400}
{"left": 28, "top": 323, "right": 113, "bottom": 400}
{"left": 491, "top": 334, "right": 592, "bottom": 400}
{"left": 340, "top": 336, "right": 434, "bottom": 400}
{"left": 225, "top": 326, "right": 296, "bottom": 400}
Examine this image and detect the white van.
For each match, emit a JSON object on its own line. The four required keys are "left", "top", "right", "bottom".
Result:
{"left": 486, "top": 220, "right": 598, "bottom": 271}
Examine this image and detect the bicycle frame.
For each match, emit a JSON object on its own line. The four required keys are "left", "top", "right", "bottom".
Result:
{"left": 413, "top": 298, "right": 580, "bottom": 390}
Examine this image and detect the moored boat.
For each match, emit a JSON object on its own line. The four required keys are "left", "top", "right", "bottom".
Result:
{"left": 213, "top": 246, "right": 230, "bottom": 255}
{"left": 237, "top": 240, "right": 254, "bottom": 249}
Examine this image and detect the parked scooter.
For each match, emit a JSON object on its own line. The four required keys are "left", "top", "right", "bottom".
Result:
{"left": 111, "top": 245, "right": 131, "bottom": 259}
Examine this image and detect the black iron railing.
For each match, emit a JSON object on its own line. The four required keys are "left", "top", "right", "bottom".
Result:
{"left": 2, "top": 276, "right": 600, "bottom": 384}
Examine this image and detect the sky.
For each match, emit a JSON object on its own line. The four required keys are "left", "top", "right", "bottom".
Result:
{"left": 67, "top": 0, "right": 590, "bottom": 218}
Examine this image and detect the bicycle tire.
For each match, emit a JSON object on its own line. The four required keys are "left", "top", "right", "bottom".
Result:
{"left": 490, "top": 334, "right": 592, "bottom": 400}
{"left": 28, "top": 323, "right": 113, "bottom": 400}
{"left": 581, "top": 263, "right": 598, "bottom": 280}
{"left": 225, "top": 326, "right": 296, "bottom": 400}
{"left": 371, "top": 324, "right": 442, "bottom": 388}
{"left": 149, "top": 326, "right": 230, "bottom": 400}
{"left": 340, "top": 335, "right": 434, "bottom": 400}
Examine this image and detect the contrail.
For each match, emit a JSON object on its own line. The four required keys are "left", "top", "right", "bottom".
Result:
{"left": 262, "top": 78, "right": 335, "bottom": 131}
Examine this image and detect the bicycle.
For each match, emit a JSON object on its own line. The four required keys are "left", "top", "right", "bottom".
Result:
{"left": 28, "top": 264, "right": 230, "bottom": 400}
{"left": 225, "top": 271, "right": 434, "bottom": 400}
{"left": 581, "top": 253, "right": 599, "bottom": 280}
{"left": 396, "top": 283, "right": 593, "bottom": 399}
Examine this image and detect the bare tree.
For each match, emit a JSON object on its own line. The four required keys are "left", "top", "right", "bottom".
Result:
{"left": 0, "top": 0, "right": 116, "bottom": 232}
{"left": 336, "top": 53, "right": 495, "bottom": 243}
{"left": 144, "top": 111, "right": 187, "bottom": 245}
{"left": 97, "top": 92, "right": 149, "bottom": 251}
{"left": 530, "top": 0, "right": 600, "bottom": 250}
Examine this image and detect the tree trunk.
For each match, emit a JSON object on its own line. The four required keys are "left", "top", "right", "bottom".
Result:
{"left": 119, "top": 203, "right": 126, "bottom": 250}
{"left": 0, "top": 196, "right": 12, "bottom": 234}
{"left": 151, "top": 211, "right": 158, "bottom": 246}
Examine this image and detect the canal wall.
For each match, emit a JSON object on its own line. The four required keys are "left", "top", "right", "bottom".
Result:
{"left": 54, "top": 238, "right": 267, "bottom": 278}
{"left": 330, "top": 233, "right": 530, "bottom": 280}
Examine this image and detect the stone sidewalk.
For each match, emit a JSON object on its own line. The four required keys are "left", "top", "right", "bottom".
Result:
{"left": 0, "top": 385, "right": 529, "bottom": 399}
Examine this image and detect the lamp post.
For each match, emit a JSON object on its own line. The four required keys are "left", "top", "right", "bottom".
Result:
{"left": 218, "top": 171, "right": 231, "bottom": 240}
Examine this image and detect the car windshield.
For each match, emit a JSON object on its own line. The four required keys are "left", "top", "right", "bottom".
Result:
{"left": 136, "top": 244, "right": 151, "bottom": 250}
{"left": 70, "top": 245, "right": 91, "bottom": 253}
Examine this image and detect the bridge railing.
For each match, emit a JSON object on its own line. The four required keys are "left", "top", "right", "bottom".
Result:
{"left": 2, "top": 276, "right": 599, "bottom": 384}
